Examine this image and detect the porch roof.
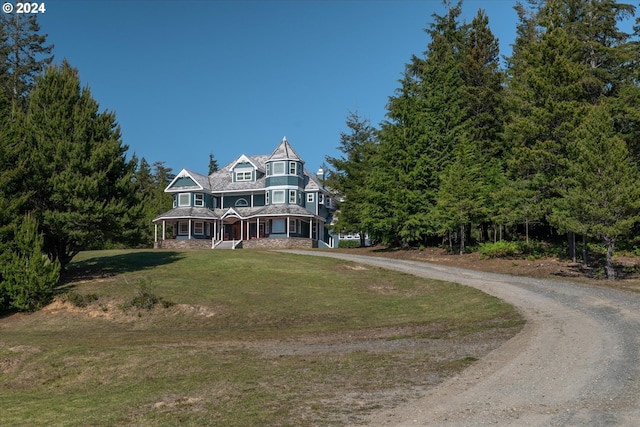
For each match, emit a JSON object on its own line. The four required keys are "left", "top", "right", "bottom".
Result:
{"left": 153, "top": 205, "right": 324, "bottom": 223}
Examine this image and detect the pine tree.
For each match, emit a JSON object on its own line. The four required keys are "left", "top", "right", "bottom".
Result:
{"left": 1, "top": 213, "right": 60, "bottom": 312}
{"left": 208, "top": 152, "right": 219, "bottom": 175}
{"left": 434, "top": 139, "right": 488, "bottom": 254}
{"left": 13, "top": 61, "right": 137, "bottom": 266}
{"left": 365, "top": 2, "right": 466, "bottom": 247}
{"left": 550, "top": 105, "right": 640, "bottom": 279}
{"left": 325, "top": 111, "right": 377, "bottom": 247}
{"left": 0, "top": 11, "right": 53, "bottom": 108}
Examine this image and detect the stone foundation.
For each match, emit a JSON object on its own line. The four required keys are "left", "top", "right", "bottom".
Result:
{"left": 243, "top": 237, "right": 317, "bottom": 249}
{"left": 155, "top": 237, "right": 318, "bottom": 250}
{"left": 155, "top": 239, "right": 212, "bottom": 250}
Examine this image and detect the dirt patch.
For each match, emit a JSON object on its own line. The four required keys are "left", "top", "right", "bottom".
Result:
{"left": 41, "top": 297, "right": 223, "bottom": 322}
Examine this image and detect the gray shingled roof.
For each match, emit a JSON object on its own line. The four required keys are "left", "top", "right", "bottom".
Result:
{"left": 267, "top": 137, "right": 304, "bottom": 162}
{"left": 153, "top": 205, "right": 323, "bottom": 222}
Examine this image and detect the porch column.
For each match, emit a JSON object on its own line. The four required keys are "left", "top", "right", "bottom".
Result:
{"left": 214, "top": 221, "right": 217, "bottom": 242}
{"left": 154, "top": 223, "right": 158, "bottom": 243}
{"left": 309, "top": 219, "right": 313, "bottom": 239}
{"left": 287, "top": 216, "right": 290, "bottom": 238}
{"left": 257, "top": 217, "right": 260, "bottom": 238}
{"left": 162, "top": 220, "right": 166, "bottom": 240}
{"left": 246, "top": 220, "right": 250, "bottom": 240}
{"left": 241, "top": 220, "right": 244, "bottom": 240}
{"left": 188, "top": 220, "right": 191, "bottom": 240}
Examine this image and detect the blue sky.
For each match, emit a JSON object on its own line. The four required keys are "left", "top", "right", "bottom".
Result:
{"left": 34, "top": 0, "right": 524, "bottom": 174}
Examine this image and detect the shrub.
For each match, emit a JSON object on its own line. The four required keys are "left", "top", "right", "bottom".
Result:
{"left": 338, "top": 240, "right": 361, "bottom": 249}
{"left": 478, "top": 241, "right": 520, "bottom": 259}
{"left": 67, "top": 291, "right": 99, "bottom": 308}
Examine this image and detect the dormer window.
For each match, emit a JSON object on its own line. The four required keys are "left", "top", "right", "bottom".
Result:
{"left": 235, "top": 171, "right": 252, "bottom": 181}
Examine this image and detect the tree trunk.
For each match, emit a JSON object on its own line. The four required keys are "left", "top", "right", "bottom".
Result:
{"left": 459, "top": 224, "right": 465, "bottom": 255}
{"left": 604, "top": 237, "right": 616, "bottom": 280}
{"left": 568, "top": 232, "right": 576, "bottom": 263}
{"left": 448, "top": 231, "right": 453, "bottom": 254}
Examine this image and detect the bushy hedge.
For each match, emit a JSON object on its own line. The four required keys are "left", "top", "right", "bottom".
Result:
{"left": 478, "top": 241, "right": 520, "bottom": 258}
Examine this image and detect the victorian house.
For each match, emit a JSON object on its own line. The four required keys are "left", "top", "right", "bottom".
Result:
{"left": 153, "top": 137, "right": 335, "bottom": 249}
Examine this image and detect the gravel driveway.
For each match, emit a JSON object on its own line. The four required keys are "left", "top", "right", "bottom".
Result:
{"left": 283, "top": 250, "right": 640, "bottom": 426}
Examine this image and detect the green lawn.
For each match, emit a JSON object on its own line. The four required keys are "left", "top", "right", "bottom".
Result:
{"left": 0, "top": 249, "right": 523, "bottom": 426}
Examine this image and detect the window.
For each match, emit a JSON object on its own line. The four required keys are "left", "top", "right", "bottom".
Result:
{"left": 194, "top": 221, "right": 204, "bottom": 235}
{"left": 318, "top": 193, "right": 324, "bottom": 205}
{"left": 194, "top": 193, "right": 204, "bottom": 207}
{"left": 235, "top": 198, "right": 249, "bottom": 207}
{"left": 272, "top": 190, "right": 285, "bottom": 204}
{"left": 289, "top": 162, "right": 297, "bottom": 175}
{"left": 272, "top": 219, "right": 285, "bottom": 233}
{"left": 173, "top": 195, "right": 177, "bottom": 208}
{"left": 178, "top": 221, "right": 189, "bottom": 235}
{"left": 272, "top": 161, "right": 285, "bottom": 175}
{"left": 289, "top": 190, "right": 296, "bottom": 204}
{"left": 307, "top": 193, "right": 314, "bottom": 203}
{"left": 289, "top": 218, "right": 297, "bottom": 233}
{"left": 235, "top": 171, "right": 252, "bottom": 181}
{"left": 178, "top": 193, "right": 190, "bottom": 207}
{"left": 265, "top": 191, "right": 270, "bottom": 205}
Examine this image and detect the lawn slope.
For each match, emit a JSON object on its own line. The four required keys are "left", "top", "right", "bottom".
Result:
{"left": 0, "top": 249, "right": 523, "bottom": 426}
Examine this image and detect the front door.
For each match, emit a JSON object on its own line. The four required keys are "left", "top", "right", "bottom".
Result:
{"left": 232, "top": 222, "right": 241, "bottom": 240}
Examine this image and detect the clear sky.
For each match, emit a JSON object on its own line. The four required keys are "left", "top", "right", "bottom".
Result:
{"left": 33, "top": 0, "right": 523, "bottom": 175}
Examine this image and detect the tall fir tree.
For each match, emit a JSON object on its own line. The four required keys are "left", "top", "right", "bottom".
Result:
{"left": 11, "top": 61, "right": 137, "bottom": 266}
{"left": 433, "top": 138, "right": 489, "bottom": 254}
{"left": 0, "top": 11, "right": 53, "bottom": 108}
{"left": 550, "top": 105, "right": 640, "bottom": 279}
{"left": 365, "top": 1, "right": 466, "bottom": 246}
{"left": 208, "top": 152, "right": 219, "bottom": 175}
{"left": 325, "top": 111, "right": 377, "bottom": 247}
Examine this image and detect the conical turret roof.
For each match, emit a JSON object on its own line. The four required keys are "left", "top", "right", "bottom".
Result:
{"left": 268, "top": 136, "right": 304, "bottom": 163}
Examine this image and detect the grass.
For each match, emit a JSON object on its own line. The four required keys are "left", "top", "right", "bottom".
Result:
{"left": 0, "top": 249, "right": 524, "bottom": 426}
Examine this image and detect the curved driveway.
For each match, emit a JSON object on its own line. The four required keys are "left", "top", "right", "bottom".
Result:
{"left": 283, "top": 250, "right": 640, "bottom": 426}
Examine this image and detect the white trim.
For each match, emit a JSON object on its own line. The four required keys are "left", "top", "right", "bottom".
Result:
{"left": 235, "top": 170, "right": 253, "bottom": 182}
{"left": 307, "top": 193, "right": 314, "bottom": 203}
{"left": 165, "top": 169, "right": 205, "bottom": 192}
{"left": 230, "top": 154, "right": 261, "bottom": 172}
{"left": 194, "top": 193, "right": 204, "bottom": 207}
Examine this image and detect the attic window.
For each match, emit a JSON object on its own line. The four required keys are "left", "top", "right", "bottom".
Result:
{"left": 235, "top": 171, "right": 252, "bottom": 181}
{"left": 235, "top": 198, "right": 249, "bottom": 207}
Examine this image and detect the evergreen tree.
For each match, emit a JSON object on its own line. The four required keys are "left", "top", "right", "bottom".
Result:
{"left": 12, "top": 61, "right": 137, "bottom": 266}
{"left": 132, "top": 158, "right": 173, "bottom": 246}
{"left": 550, "top": 105, "right": 640, "bottom": 279}
{"left": 325, "top": 111, "right": 377, "bottom": 247}
{"left": 0, "top": 11, "right": 53, "bottom": 108}
{"left": 208, "top": 152, "right": 219, "bottom": 175}
{"left": 365, "top": 2, "right": 466, "bottom": 246}
{"left": 434, "top": 139, "right": 488, "bottom": 254}
{"left": 1, "top": 212, "right": 60, "bottom": 312}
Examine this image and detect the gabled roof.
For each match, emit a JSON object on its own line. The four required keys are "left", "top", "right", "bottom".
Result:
{"left": 165, "top": 169, "right": 211, "bottom": 192}
{"left": 229, "top": 154, "right": 265, "bottom": 173}
{"left": 268, "top": 136, "right": 304, "bottom": 163}
{"left": 209, "top": 155, "right": 270, "bottom": 192}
